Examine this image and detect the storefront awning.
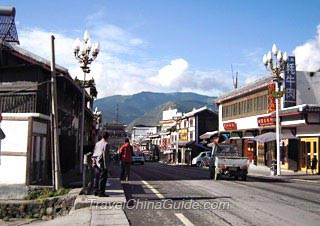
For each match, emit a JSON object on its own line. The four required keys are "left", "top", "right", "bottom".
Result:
{"left": 230, "top": 132, "right": 242, "bottom": 140}
{"left": 242, "top": 130, "right": 258, "bottom": 139}
{"left": 199, "top": 131, "right": 219, "bottom": 139}
{"left": 186, "top": 141, "right": 211, "bottom": 151}
{"left": 250, "top": 131, "right": 297, "bottom": 143}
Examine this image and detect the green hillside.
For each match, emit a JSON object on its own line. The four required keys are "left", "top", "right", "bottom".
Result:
{"left": 93, "top": 91, "right": 217, "bottom": 128}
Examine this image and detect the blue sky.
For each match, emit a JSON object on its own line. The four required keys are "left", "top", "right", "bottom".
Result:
{"left": 2, "top": 0, "right": 320, "bottom": 97}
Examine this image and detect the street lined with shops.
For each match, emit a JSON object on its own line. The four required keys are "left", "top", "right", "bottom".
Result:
{"left": 123, "top": 162, "right": 320, "bottom": 226}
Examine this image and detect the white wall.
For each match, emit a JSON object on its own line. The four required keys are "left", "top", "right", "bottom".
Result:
{"left": 163, "top": 109, "right": 178, "bottom": 120}
{"left": 0, "top": 156, "right": 27, "bottom": 184}
{"left": 297, "top": 125, "right": 320, "bottom": 137}
{"left": 0, "top": 120, "right": 29, "bottom": 184}
{"left": 296, "top": 71, "right": 320, "bottom": 105}
{"left": 219, "top": 112, "right": 272, "bottom": 132}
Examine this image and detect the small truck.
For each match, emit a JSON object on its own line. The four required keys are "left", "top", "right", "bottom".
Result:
{"left": 209, "top": 143, "right": 249, "bottom": 181}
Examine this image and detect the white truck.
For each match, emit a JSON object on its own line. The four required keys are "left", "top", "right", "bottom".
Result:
{"left": 209, "top": 144, "right": 249, "bottom": 181}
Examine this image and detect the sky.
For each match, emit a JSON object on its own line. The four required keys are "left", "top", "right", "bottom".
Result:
{"left": 2, "top": 0, "right": 320, "bottom": 98}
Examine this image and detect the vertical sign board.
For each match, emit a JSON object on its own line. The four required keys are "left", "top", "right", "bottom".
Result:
{"left": 284, "top": 56, "right": 297, "bottom": 108}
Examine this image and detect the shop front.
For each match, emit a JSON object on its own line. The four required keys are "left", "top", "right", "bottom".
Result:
{"left": 299, "top": 137, "right": 319, "bottom": 173}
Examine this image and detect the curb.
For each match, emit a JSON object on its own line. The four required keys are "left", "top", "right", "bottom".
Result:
{"left": 73, "top": 178, "right": 126, "bottom": 210}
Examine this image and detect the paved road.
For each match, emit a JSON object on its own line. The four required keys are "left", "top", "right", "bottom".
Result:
{"left": 122, "top": 162, "right": 320, "bottom": 226}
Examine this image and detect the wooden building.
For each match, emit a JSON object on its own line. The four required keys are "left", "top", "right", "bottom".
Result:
{"left": 0, "top": 41, "right": 95, "bottom": 185}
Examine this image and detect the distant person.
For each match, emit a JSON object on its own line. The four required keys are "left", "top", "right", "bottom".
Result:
{"left": 209, "top": 133, "right": 220, "bottom": 179}
{"left": 311, "top": 156, "right": 318, "bottom": 175}
{"left": 119, "top": 138, "right": 134, "bottom": 181}
{"left": 92, "top": 132, "right": 110, "bottom": 197}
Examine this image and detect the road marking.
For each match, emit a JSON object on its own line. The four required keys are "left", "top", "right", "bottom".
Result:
{"left": 291, "top": 179, "right": 319, "bottom": 183}
{"left": 141, "top": 180, "right": 165, "bottom": 199}
{"left": 174, "top": 213, "right": 195, "bottom": 226}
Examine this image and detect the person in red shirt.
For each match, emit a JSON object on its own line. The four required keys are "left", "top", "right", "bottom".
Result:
{"left": 119, "top": 138, "right": 134, "bottom": 181}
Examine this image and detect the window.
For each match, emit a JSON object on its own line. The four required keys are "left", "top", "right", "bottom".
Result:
{"left": 189, "top": 119, "right": 194, "bottom": 127}
{"left": 189, "top": 131, "right": 194, "bottom": 140}
{"left": 222, "top": 93, "right": 268, "bottom": 119}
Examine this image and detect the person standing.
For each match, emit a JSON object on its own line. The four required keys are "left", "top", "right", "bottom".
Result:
{"left": 311, "top": 156, "right": 318, "bottom": 175}
{"left": 209, "top": 134, "right": 220, "bottom": 179}
{"left": 119, "top": 138, "right": 134, "bottom": 181}
{"left": 92, "top": 132, "right": 110, "bottom": 197}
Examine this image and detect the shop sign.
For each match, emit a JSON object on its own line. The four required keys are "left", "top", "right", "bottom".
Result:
{"left": 284, "top": 56, "right": 296, "bottom": 108}
{"left": 180, "top": 129, "right": 188, "bottom": 141}
{"left": 257, "top": 116, "right": 276, "bottom": 127}
{"left": 268, "top": 84, "right": 276, "bottom": 113}
{"left": 223, "top": 122, "right": 237, "bottom": 130}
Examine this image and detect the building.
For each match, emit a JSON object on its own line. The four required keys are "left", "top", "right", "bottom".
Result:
{"left": 176, "top": 106, "right": 218, "bottom": 164}
{"left": 131, "top": 124, "right": 158, "bottom": 151}
{"left": 154, "top": 106, "right": 218, "bottom": 164}
{"left": 215, "top": 69, "right": 320, "bottom": 173}
{"left": 0, "top": 41, "right": 96, "bottom": 185}
{"left": 104, "top": 122, "right": 128, "bottom": 153}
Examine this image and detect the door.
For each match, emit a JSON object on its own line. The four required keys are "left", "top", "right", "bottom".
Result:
{"left": 300, "top": 138, "right": 319, "bottom": 173}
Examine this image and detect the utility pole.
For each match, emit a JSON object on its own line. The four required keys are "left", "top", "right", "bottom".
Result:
{"left": 51, "top": 35, "right": 62, "bottom": 190}
{"left": 116, "top": 104, "right": 119, "bottom": 123}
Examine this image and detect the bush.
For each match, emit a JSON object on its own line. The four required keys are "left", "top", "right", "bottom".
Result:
{"left": 24, "top": 188, "right": 70, "bottom": 200}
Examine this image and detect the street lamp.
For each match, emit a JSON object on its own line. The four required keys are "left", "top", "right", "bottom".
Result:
{"left": 263, "top": 44, "right": 288, "bottom": 176}
{"left": 73, "top": 31, "right": 100, "bottom": 172}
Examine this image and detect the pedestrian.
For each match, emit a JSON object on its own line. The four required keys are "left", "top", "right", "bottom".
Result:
{"left": 209, "top": 133, "right": 220, "bottom": 179}
{"left": 92, "top": 132, "right": 110, "bottom": 197}
{"left": 119, "top": 138, "right": 134, "bottom": 181}
{"left": 311, "top": 156, "right": 317, "bottom": 175}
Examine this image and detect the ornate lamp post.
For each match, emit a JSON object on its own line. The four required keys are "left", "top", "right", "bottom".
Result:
{"left": 263, "top": 44, "right": 288, "bottom": 176}
{"left": 73, "top": 31, "right": 100, "bottom": 172}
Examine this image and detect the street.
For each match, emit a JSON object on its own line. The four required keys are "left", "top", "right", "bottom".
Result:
{"left": 122, "top": 162, "right": 320, "bottom": 226}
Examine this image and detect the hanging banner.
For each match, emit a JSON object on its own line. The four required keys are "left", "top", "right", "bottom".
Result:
{"left": 284, "top": 56, "right": 296, "bottom": 108}
{"left": 268, "top": 83, "right": 276, "bottom": 113}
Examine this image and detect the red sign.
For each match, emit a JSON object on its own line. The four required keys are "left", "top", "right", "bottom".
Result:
{"left": 223, "top": 122, "right": 237, "bottom": 130}
{"left": 268, "top": 84, "right": 276, "bottom": 113}
{"left": 258, "top": 116, "right": 276, "bottom": 127}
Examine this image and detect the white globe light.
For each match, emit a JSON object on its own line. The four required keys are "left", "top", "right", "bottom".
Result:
{"left": 272, "top": 44, "right": 278, "bottom": 55}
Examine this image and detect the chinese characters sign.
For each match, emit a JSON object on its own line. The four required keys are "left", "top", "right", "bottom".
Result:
{"left": 284, "top": 56, "right": 296, "bottom": 108}
{"left": 257, "top": 116, "right": 276, "bottom": 127}
{"left": 223, "top": 122, "right": 237, "bottom": 130}
{"left": 268, "top": 84, "right": 276, "bottom": 113}
{"left": 180, "top": 129, "right": 188, "bottom": 141}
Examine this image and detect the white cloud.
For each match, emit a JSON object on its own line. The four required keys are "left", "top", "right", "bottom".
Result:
{"left": 148, "top": 59, "right": 188, "bottom": 87}
{"left": 16, "top": 24, "right": 232, "bottom": 98}
{"left": 293, "top": 25, "right": 320, "bottom": 71}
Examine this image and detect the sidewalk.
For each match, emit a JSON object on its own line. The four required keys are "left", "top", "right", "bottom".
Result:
{"left": 28, "top": 177, "right": 130, "bottom": 226}
{"left": 248, "top": 165, "right": 320, "bottom": 181}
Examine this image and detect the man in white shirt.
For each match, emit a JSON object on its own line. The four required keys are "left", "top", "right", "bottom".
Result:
{"left": 92, "top": 132, "right": 110, "bottom": 197}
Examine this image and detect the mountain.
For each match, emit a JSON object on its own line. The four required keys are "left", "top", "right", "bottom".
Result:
{"left": 93, "top": 91, "right": 217, "bottom": 128}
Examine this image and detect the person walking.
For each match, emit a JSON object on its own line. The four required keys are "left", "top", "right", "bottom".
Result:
{"left": 119, "top": 138, "right": 134, "bottom": 181}
{"left": 92, "top": 132, "right": 110, "bottom": 197}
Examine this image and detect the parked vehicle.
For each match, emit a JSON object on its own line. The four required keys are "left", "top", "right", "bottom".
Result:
{"left": 132, "top": 151, "right": 145, "bottom": 165}
{"left": 209, "top": 144, "right": 249, "bottom": 180}
{"left": 192, "top": 151, "right": 211, "bottom": 167}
